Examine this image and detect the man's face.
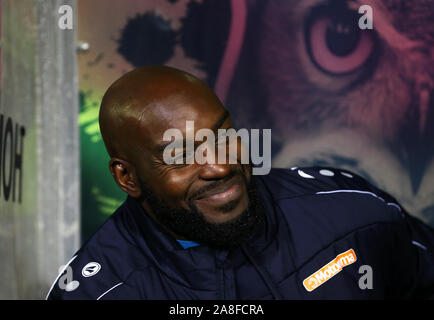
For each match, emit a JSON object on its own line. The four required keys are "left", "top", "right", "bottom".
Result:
{"left": 130, "top": 94, "right": 264, "bottom": 248}
{"left": 136, "top": 94, "right": 251, "bottom": 223}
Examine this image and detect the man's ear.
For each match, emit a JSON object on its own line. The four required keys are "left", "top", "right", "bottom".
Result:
{"left": 109, "top": 158, "right": 142, "bottom": 198}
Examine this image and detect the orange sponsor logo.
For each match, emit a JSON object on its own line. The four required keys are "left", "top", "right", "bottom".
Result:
{"left": 303, "top": 249, "right": 357, "bottom": 292}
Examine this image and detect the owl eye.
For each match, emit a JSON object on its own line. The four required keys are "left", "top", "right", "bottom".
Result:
{"left": 305, "top": 7, "right": 375, "bottom": 75}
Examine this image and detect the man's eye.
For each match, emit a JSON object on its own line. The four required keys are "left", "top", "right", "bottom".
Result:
{"left": 170, "top": 150, "right": 184, "bottom": 162}
{"left": 173, "top": 150, "right": 194, "bottom": 163}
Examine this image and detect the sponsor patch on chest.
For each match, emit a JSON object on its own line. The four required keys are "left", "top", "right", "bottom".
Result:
{"left": 303, "top": 249, "right": 357, "bottom": 292}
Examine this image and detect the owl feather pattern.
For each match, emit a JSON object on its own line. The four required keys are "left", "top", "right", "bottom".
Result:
{"left": 255, "top": 0, "right": 434, "bottom": 222}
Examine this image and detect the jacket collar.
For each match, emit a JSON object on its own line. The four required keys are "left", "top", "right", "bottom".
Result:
{"left": 123, "top": 173, "right": 279, "bottom": 270}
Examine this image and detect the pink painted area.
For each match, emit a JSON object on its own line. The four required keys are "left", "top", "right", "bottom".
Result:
{"left": 214, "top": 0, "right": 247, "bottom": 104}
{"left": 310, "top": 18, "right": 374, "bottom": 74}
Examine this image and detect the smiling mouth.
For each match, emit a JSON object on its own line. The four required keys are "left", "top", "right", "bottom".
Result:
{"left": 194, "top": 176, "right": 245, "bottom": 206}
{"left": 205, "top": 183, "right": 239, "bottom": 199}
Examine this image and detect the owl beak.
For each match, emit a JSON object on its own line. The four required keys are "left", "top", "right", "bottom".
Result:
{"left": 417, "top": 85, "right": 432, "bottom": 136}
{"left": 401, "top": 85, "right": 434, "bottom": 194}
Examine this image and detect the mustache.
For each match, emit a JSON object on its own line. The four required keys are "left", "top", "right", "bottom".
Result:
{"left": 187, "top": 169, "right": 247, "bottom": 202}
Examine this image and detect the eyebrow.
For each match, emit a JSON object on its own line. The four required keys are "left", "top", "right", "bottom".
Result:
{"left": 155, "top": 110, "right": 230, "bottom": 154}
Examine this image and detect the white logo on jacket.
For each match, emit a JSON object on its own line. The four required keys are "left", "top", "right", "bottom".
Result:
{"left": 82, "top": 262, "right": 101, "bottom": 277}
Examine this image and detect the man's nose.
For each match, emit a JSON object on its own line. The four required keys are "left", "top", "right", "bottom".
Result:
{"left": 198, "top": 162, "right": 232, "bottom": 180}
{"left": 196, "top": 143, "right": 232, "bottom": 180}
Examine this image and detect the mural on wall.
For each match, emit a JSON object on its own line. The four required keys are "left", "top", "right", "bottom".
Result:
{"left": 78, "top": 0, "right": 434, "bottom": 241}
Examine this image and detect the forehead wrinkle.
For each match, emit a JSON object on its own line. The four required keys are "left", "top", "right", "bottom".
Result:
{"left": 137, "top": 94, "right": 206, "bottom": 130}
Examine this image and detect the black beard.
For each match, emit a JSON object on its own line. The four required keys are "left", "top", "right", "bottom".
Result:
{"left": 138, "top": 169, "right": 265, "bottom": 250}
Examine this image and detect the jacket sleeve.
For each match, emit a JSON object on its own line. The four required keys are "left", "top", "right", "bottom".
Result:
{"left": 399, "top": 213, "right": 434, "bottom": 299}
{"left": 349, "top": 170, "right": 434, "bottom": 299}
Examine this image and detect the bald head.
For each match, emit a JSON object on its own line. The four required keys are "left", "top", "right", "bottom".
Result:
{"left": 98, "top": 66, "right": 254, "bottom": 238}
{"left": 99, "top": 65, "right": 222, "bottom": 160}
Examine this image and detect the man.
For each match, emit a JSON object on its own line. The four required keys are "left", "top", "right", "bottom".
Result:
{"left": 47, "top": 66, "right": 434, "bottom": 300}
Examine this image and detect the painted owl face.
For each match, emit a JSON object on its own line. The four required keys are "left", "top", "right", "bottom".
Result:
{"left": 255, "top": 0, "right": 434, "bottom": 221}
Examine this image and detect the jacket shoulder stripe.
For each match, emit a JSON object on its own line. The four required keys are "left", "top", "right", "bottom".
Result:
{"left": 96, "top": 282, "right": 124, "bottom": 300}
{"left": 315, "top": 189, "right": 403, "bottom": 215}
{"left": 45, "top": 255, "right": 78, "bottom": 300}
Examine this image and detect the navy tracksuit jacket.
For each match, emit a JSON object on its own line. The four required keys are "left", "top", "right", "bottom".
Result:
{"left": 47, "top": 167, "right": 434, "bottom": 299}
